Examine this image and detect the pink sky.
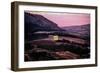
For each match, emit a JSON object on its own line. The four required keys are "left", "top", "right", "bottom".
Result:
{"left": 29, "top": 12, "right": 90, "bottom": 27}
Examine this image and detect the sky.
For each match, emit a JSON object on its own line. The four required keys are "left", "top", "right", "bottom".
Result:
{"left": 28, "top": 11, "right": 90, "bottom": 27}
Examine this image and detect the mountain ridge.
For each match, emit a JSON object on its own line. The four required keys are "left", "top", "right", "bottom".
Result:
{"left": 25, "top": 12, "right": 63, "bottom": 33}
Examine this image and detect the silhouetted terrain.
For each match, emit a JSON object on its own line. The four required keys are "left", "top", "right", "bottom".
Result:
{"left": 62, "top": 24, "right": 90, "bottom": 40}
{"left": 25, "top": 12, "right": 63, "bottom": 33}
{"left": 24, "top": 12, "right": 90, "bottom": 61}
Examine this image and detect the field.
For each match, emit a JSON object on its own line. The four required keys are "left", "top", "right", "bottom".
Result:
{"left": 25, "top": 35, "right": 90, "bottom": 61}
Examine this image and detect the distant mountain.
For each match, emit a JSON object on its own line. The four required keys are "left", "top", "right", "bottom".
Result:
{"left": 25, "top": 12, "right": 63, "bottom": 33}
{"left": 62, "top": 24, "right": 90, "bottom": 40}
